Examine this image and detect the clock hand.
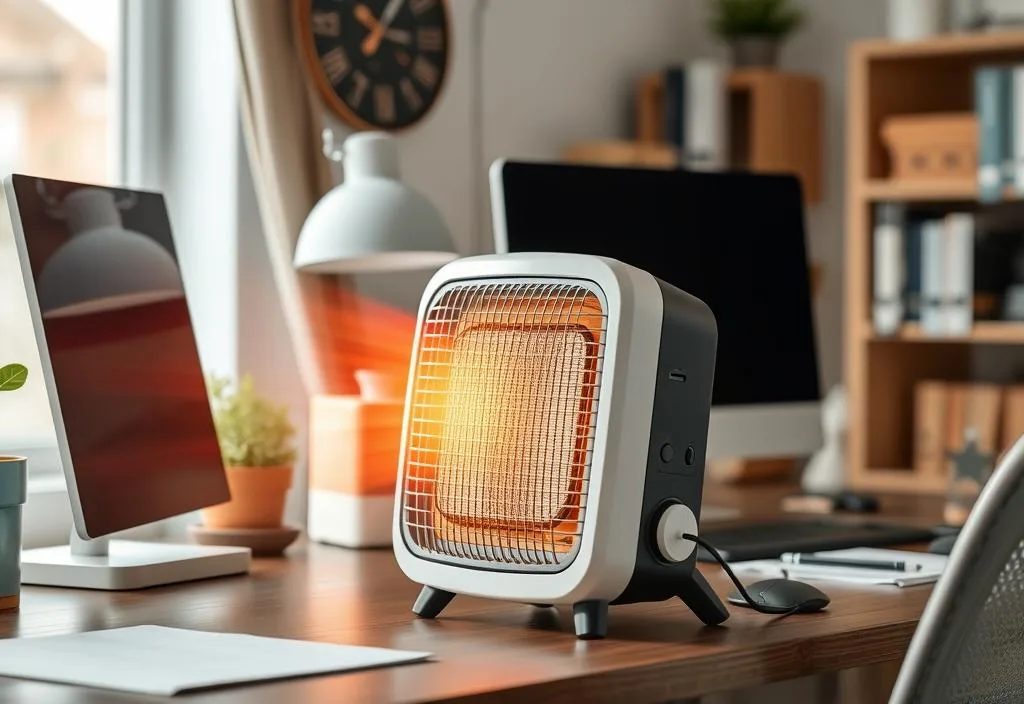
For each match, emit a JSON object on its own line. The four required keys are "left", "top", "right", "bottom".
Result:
{"left": 353, "top": 4, "right": 380, "bottom": 31}
{"left": 379, "top": 0, "right": 405, "bottom": 28}
{"left": 362, "top": 0, "right": 405, "bottom": 56}
{"left": 356, "top": 6, "right": 411, "bottom": 45}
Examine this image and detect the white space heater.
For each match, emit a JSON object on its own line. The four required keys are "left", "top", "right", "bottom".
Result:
{"left": 392, "top": 252, "right": 729, "bottom": 639}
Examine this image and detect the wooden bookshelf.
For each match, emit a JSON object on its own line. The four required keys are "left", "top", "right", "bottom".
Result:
{"left": 563, "top": 69, "right": 824, "bottom": 203}
{"left": 845, "top": 32, "right": 1024, "bottom": 495}
{"left": 870, "top": 322, "right": 1024, "bottom": 345}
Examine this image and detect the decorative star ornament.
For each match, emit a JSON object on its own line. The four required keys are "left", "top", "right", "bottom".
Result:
{"left": 947, "top": 436, "right": 995, "bottom": 486}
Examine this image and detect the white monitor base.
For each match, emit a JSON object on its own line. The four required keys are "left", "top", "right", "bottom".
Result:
{"left": 21, "top": 540, "right": 251, "bottom": 591}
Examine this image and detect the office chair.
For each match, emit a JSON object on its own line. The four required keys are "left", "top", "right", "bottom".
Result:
{"left": 889, "top": 434, "right": 1024, "bottom": 703}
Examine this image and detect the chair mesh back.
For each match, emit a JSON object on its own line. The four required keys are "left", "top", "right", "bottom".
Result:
{"left": 943, "top": 538, "right": 1024, "bottom": 703}
{"left": 890, "top": 435, "right": 1024, "bottom": 703}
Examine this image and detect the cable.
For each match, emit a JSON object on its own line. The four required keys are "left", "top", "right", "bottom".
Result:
{"left": 682, "top": 533, "right": 811, "bottom": 617}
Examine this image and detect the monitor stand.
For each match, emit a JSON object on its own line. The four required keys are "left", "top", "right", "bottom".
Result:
{"left": 20, "top": 527, "right": 251, "bottom": 590}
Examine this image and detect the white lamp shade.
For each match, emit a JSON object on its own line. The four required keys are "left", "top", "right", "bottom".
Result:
{"left": 294, "top": 178, "right": 457, "bottom": 273}
{"left": 293, "top": 131, "right": 457, "bottom": 274}
{"left": 38, "top": 226, "right": 184, "bottom": 318}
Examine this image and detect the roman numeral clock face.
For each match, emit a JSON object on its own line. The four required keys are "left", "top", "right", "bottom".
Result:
{"left": 297, "top": 0, "right": 450, "bottom": 131}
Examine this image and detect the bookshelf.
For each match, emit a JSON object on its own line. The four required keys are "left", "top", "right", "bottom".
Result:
{"left": 845, "top": 31, "right": 1024, "bottom": 495}
{"left": 563, "top": 69, "right": 824, "bottom": 203}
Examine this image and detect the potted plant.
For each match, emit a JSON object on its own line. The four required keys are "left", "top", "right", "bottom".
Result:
{"left": 709, "top": 0, "right": 806, "bottom": 69}
{"left": 0, "top": 363, "right": 28, "bottom": 611}
{"left": 202, "top": 374, "right": 297, "bottom": 530}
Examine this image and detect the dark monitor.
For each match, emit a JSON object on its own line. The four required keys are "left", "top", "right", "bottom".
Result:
{"left": 490, "top": 160, "right": 821, "bottom": 460}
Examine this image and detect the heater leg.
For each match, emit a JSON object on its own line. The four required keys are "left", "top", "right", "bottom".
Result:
{"left": 572, "top": 600, "right": 608, "bottom": 639}
{"left": 677, "top": 569, "right": 730, "bottom": 626}
{"left": 412, "top": 586, "right": 456, "bottom": 619}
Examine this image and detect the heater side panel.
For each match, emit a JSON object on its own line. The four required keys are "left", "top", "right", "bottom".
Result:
{"left": 611, "top": 278, "right": 717, "bottom": 606}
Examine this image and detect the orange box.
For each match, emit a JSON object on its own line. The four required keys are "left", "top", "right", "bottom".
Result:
{"left": 881, "top": 112, "right": 977, "bottom": 181}
{"left": 308, "top": 395, "right": 403, "bottom": 547}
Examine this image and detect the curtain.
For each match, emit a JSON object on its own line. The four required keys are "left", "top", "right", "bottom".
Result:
{"left": 232, "top": 0, "right": 357, "bottom": 396}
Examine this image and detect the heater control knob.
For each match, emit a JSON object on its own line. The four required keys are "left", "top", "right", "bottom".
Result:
{"left": 655, "top": 503, "right": 698, "bottom": 563}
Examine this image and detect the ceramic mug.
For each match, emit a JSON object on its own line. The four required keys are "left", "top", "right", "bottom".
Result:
{"left": 0, "top": 456, "right": 27, "bottom": 612}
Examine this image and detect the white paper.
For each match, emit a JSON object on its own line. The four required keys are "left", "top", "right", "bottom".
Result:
{"left": 0, "top": 625, "right": 431, "bottom": 696}
{"left": 731, "top": 548, "right": 948, "bottom": 588}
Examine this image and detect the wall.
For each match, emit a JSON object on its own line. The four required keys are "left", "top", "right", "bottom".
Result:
{"left": 241, "top": 0, "right": 892, "bottom": 524}
{"left": 775, "top": 0, "right": 888, "bottom": 390}
{"left": 322, "top": 0, "right": 889, "bottom": 388}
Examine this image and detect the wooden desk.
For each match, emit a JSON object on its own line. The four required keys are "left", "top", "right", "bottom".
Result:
{"left": 0, "top": 486, "right": 944, "bottom": 703}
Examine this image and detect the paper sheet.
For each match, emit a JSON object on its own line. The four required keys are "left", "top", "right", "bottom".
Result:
{"left": 0, "top": 625, "right": 431, "bottom": 696}
{"left": 731, "top": 548, "right": 949, "bottom": 587}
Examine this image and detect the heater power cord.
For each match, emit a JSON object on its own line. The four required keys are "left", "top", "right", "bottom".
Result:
{"left": 682, "top": 533, "right": 814, "bottom": 618}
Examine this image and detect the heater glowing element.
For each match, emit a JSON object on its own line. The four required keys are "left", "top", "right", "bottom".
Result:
{"left": 401, "top": 281, "right": 606, "bottom": 570}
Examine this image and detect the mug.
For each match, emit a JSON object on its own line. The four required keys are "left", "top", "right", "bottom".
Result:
{"left": 0, "top": 456, "right": 27, "bottom": 611}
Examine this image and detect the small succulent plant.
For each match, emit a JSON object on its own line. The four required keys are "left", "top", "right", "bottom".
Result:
{"left": 0, "top": 364, "right": 27, "bottom": 393}
{"left": 207, "top": 374, "right": 296, "bottom": 468}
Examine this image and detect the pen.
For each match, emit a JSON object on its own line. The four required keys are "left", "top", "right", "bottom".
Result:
{"left": 780, "top": 554, "right": 921, "bottom": 572}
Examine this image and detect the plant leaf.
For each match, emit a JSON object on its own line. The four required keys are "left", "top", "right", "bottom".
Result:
{"left": 0, "top": 364, "right": 28, "bottom": 392}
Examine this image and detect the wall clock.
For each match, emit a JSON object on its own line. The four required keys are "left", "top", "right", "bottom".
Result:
{"left": 295, "top": 0, "right": 451, "bottom": 131}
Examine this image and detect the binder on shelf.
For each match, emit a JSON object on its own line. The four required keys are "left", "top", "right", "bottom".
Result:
{"left": 903, "top": 220, "right": 923, "bottom": 322}
{"left": 873, "top": 202, "right": 905, "bottom": 335}
{"left": 684, "top": 59, "right": 728, "bottom": 171}
{"left": 663, "top": 66, "right": 685, "bottom": 154}
{"left": 975, "top": 66, "right": 1012, "bottom": 203}
{"left": 914, "top": 381, "right": 950, "bottom": 478}
{"left": 946, "top": 383, "right": 1002, "bottom": 464}
{"left": 920, "top": 219, "right": 946, "bottom": 335}
{"left": 1014, "top": 66, "right": 1024, "bottom": 195}
{"left": 943, "top": 213, "right": 974, "bottom": 335}
{"left": 1002, "top": 386, "right": 1024, "bottom": 455}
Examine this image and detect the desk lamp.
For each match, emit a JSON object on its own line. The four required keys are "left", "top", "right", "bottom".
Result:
{"left": 297, "top": 130, "right": 457, "bottom": 549}
{"left": 293, "top": 130, "right": 457, "bottom": 273}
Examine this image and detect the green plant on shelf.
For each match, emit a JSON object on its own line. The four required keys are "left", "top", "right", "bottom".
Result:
{"left": 709, "top": 0, "right": 805, "bottom": 39}
{"left": 0, "top": 364, "right": 27, "bottom": 393}
{"left": 207, "top": 374, "right": 296, "bottom": 468}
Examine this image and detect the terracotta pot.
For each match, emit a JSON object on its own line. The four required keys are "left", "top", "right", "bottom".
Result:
{"left": 202, "top": 465, "right": 292, "bottom": 529}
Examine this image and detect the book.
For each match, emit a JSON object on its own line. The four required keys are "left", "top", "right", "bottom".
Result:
{"left": 662, "top": 66, "right": 685, "bottom": 155}
{"left": 946, "top": 383, "right": 1002, "bottom": 462}
{"left": 1016, "top": 66, "right": 1024, "bottom": 195}
{"left": 635, "top": 73, "right": 665, "bottom": 143}
{"left": 920, "top": 219, "right": 946, "bottom": 334}
{"left": 684, "top": 59, "right": 727, "bottom": 171}
{"left": 914, "top": 380, "right": 949, "bottom": 478}
{"left": 904, "top": 219, "right": 924, "bottom": 321}
{"left": 873, "top": 202, "right": 905, "bottom": 335}
{"left": 976, "top": 66, "right": 1012, "bottom": 203}
{"left": 1001, "top": 386, "right": 1024, "bottom": 455}
{"left": 943, "top": 213, "right": 974, "bottom": 335}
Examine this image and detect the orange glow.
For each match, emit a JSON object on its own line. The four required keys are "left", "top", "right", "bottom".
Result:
{"left": 402, "top": 282, "right": 605, "bottom": 568}
{"left": 308, "top": 287, "right": 418, "bottom": 394}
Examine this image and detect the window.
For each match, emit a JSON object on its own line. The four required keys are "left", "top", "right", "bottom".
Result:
{"left": 0, "top": 0, "right": 121, "bottom": 545}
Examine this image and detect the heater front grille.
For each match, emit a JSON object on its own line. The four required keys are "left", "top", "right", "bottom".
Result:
{"left": 401, "top": 279, "right": 607, "bottom": 571}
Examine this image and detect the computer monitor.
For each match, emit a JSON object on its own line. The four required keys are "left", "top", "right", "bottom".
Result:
{"left": 489, "top": 160, "right": 821, "bottom": 461}
{"left": 3, "top": 175, "right": 250, "bottom": 589}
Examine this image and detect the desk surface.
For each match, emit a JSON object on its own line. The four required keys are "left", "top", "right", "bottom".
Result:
{"left": 0, "top": 485, "right": 944, "bottom": 703}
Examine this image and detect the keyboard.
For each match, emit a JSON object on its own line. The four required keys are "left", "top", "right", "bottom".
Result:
{"left": 697, "top": 520, "right": 936, "bottom": 563}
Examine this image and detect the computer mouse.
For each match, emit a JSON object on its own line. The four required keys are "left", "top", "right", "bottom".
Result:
{"left": 727, "top": 578, "right": 830, "bottom": 614}
{"left": 929, "top": 533, "right": 958, "bottom": 555}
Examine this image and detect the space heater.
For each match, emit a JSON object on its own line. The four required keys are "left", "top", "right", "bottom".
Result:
{"left": 392, "top": 252, "right": 730, "bottom": 639}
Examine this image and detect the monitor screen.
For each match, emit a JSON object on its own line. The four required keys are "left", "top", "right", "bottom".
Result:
{"left": 494, "top": 162, "right": 820, "bottom": 407}
{"left": 5, "top": 175, "right": 228, "bottom": 538}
